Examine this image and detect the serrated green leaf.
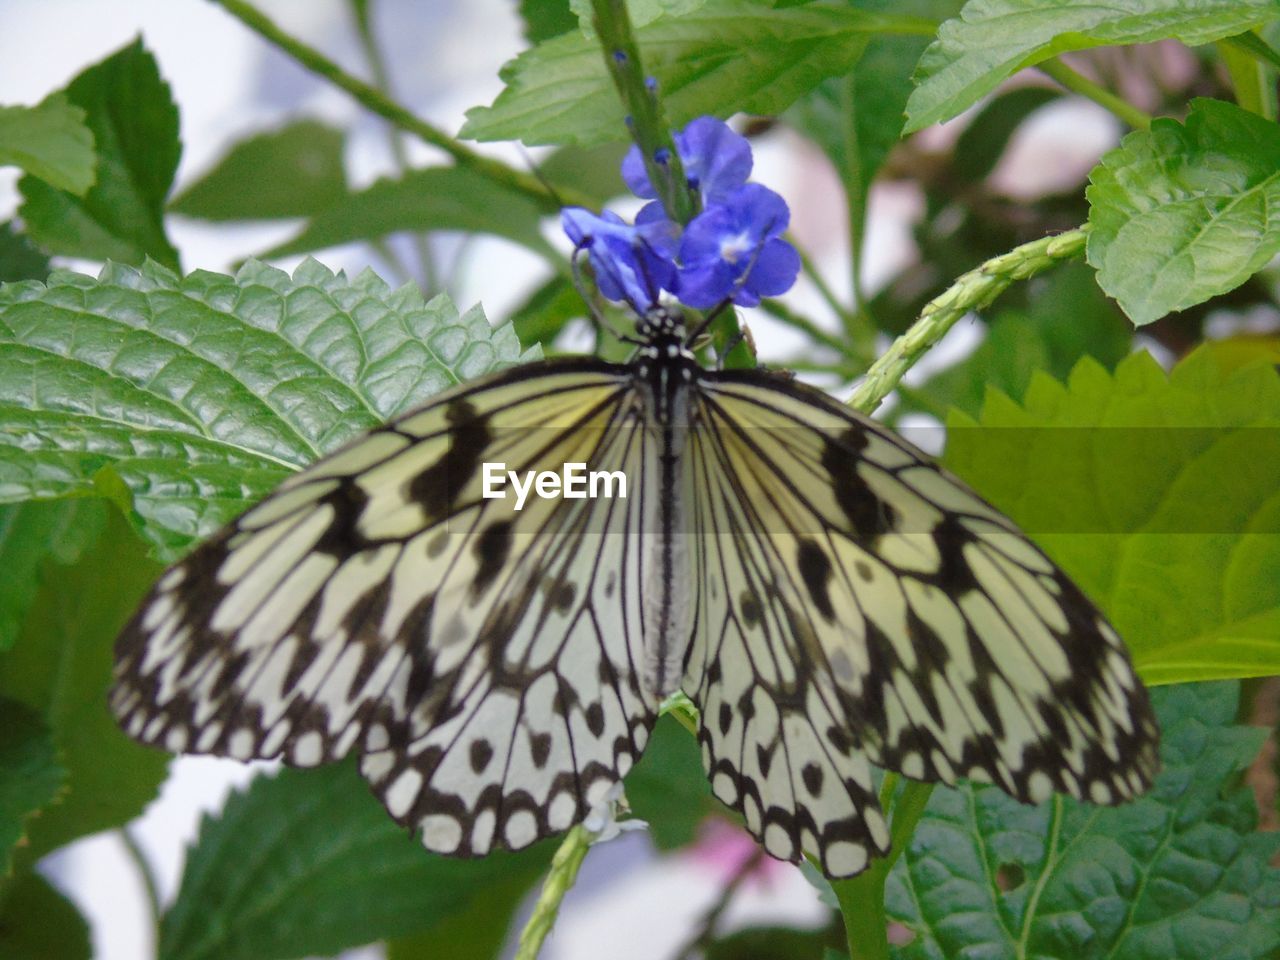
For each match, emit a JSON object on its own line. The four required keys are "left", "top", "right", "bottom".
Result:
{"left": 886, "top": 682, "right": 1280, "bottom": 960}
{"left": 170, "top": 120, "right": 347, "bottom": 221}
{"left": 944, "top": 346, "right": 1280, "bottom": 685}
{"left": 0, "top": 499, "right": 107, "bottom": 651}
{"left": 384, "top": 868, "right": 532, "bottom": 960}
{"left": 0, "top": 508, "right": 167, "bottom": 867}
{"left": 18, "top": 39, "right": 180, "bottom": 270}
{"left": 0, "top": 259, "right": 535, "bottom": 557}
{"left": 0, "top": 223, "right": 50, "bottom": 284}
{"left": 1086, "top": 98, "right": 1280, "bottom": 326}
{"left": 160, "top": 759, "right": 553, "bottom": 960}
{"left": 0, "top": 870, "right": 91, "bottom": 960}
{"left": 905, "top": 0, "right": 1280, "bottom": 132}
{"left": 0, "top": 95, "right": 94, "bottom": 194}
{"left": 464, "top": 0, "right": 928, "bottom": 147}
{"left": 259, "top": 165, "right": 556, "bottom": 261}
{"left": 625, "top": 714, "right": 717, "bottom": 850}
{"left": 0, "top": 699, "right": 66, "bottom": 876}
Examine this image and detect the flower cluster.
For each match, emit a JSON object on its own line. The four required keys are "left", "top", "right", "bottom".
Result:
{"left": 561, "top": 116, "right": 799, "bottom": 314}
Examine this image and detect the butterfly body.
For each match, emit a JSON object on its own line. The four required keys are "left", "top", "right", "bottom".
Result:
{"left": 112, "top": 308, "right": 1158, "bottom": 878}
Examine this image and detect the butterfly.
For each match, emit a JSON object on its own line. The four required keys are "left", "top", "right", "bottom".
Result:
{"left": 111, "top": 305, "right": 1159, "bottom": 879}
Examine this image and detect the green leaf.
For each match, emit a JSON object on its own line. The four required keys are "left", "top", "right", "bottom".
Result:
{"left": 944, "top": 345, "right": 1280, "bottom": 685}
{"left": 384, "top": 868, "right": 533, "bottom": 960}
{"left": 902, "top": 261, "right": 1130, "bottom": 420}
{"left": 886, "top": 681, "right": 1280, "bottom": 959}
{"left": 905, "top": 0, "right": 1280, "bottom": 132}
{"left": 0, "top": 699, "right": 65, "bottom": 876}
{"left": 0, "top": 507, "right": 167, "bottom": 866}
{"left": 1086, "top": 98, "right": 1280, "bottom": 326}
{"left": 950, "top": 85, "right": 1060, "bottom": 186}
{"left": 170, "top": 121, "right": 347, "bottom": 221}
{"left": 0, "top": 871, "right": 91, "bottom": 960}
{"left": 0, "top": 223, "right": 50, "bottom": 284}
{"left": 538, "top": 139, "right": 630, "bottom": 207}
{"left": 625, "top": 714, "right": 717, "bottom": 850}
{"left": 705, "top": 926, "right": 839, "bottom": 959}
{"left": 0, "top": 259, "right": 535, "bottom": 557}
{"left": 0, "top": 499, "right": 107, "bottom": 651}
{"left": 509, "top": 274, "right": 584, "bottom": 351}
{"left": 18, "top": 39, "right": 180, "bottom": 270}
{"left": 0, "top": 95, "right": 94, "bottom": 194}
{"left": 569, "top": 0, "right": 709, "bottom": 38}
{"left": 160, "top": 760, "right": 553, "bottom": 960}
{"left": 521, "top": 0, "right": 579, "bottom": 42}
{"left": 258, "top": 166, "right": 556, "bottom": 261}
{"left": 463, "top": 0, "right": 926, "bottom": 147}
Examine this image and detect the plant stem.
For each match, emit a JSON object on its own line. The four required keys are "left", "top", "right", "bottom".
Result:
{"left": 120, "top": 827, "right": 162, "bottom": 949}
{"left": 590, "top": 0, "right": 694, "bottom": 224}
{"left": 1037, "top": 58, "right": 1152, "bottom": 130}
{"left": 350, "top": 1, "right": 438, "bottom": 291}
{"left": 207, "top": 0, "right": 591, "bottom": 210}
{"left": 848, "top": 227, "right": 1088, "bottom": 415}
{"left": 1225, "top": 30, "right": 1280, "bottom": 72}
{"left": 757, "top": 298, "right": 855, "bottom": 358}
{"left": 1219, "top": 34, "right": 1279, "bottom": 120}
{"left": 515, "top": 826, "right": 592, "bottom": 960}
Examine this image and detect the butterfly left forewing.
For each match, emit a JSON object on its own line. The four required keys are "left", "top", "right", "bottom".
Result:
{"left": 113, "top": 360, "right": 659, "bottom": 855}
{"left": 684, "top": 370, "right": 1158, "bottom": 875}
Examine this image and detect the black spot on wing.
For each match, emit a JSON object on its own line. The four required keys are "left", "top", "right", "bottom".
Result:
{"left": 472, "top": 520, "right": 513, "bottom": 597}
{"left": 409, "top": 400, "right": 491, "bottom": 522}
{"left": 796, "top": 540, "right": 835, "bottom": 621}
{"left": 821, "top": 428, "right": 898, "bottom": 537}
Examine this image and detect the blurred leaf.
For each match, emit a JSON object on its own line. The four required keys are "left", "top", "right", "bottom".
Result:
{"left": 384, "top": 868, "right": 532, "bottom": 960}
{"left": 886, "top": 682, "right": 1280, "bottom": 959}
{"left": 1087, "top": 98, "right": 1280, "bottom": 326}
{"left": 160, "top": 760, "right": 552, "bottom": 960}
{"left": 0, "top": 223, "right": 50, "bottom": 283}
{"left": 509, "top": 274, "right": 584, "bottom": 351}
{"left": 945, "top": 346, "right": 1280, "bottom": 685}
{"left": 259, "top": 166, "right": 556, "bottom": 261}
{"left": 170, "top": 121, "right": 347, "bottom": 221}
{"left": 706, "top": 926, "right": 838, "bottom": 959}
{"left": 0, "top": 508, "right": 166, "bottom": 866}
{"left": 0, "top": 95, "right": 94, "bottom": 194}
{"left": 0, "top": 259, "right": 535, "bottom": 558}
{"left": 626, "top": 714, "right": 717, "bottom": 850}
{"left": 0, "top": 870, "right": 91, "bottom": 960}
{"left": 0, "top": 699, "right": 65, "bottom": 876}
{"left": 569, "top": 0, "right": 709, "bottom": 38}
{"left": 903, "top": 261, "right": 1130, "bottom": 419}
{"left": 463, "top": 0, "right": 920, "bottom": 147}
{"left": 520, "top": 0, "right": 579, "bottom": 42}
{"left": 951, "top": 85, "right": 1059, "bottom": 185}
{"left": 18, "top": 39, "right": 180, "bottom": 270}
{"left": 905, "top": 0, "right": 1280, "bottom": 131}
{"left": 0, "top": 499, "right": 107, "bottom": 652}
{"left": 538, "top": 140, "right": 630, "bottom": 207}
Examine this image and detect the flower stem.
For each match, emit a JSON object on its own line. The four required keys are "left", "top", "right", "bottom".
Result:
{"left": 208, "top": 0, "right": 591, "bottom": 210}
{"left": 515, "top": 826, "right": 592, "bottom": 960}
{"left": 1037, "top": 58, "right": 1152, "bottom": 130}
{"left": 590, "top": 0, "right": 695, "bottom": 224}
{"left": 119, "top": 827, "right": 162, "bottom": 951}
{"left": 848, "top": 227, "right": 1088, "bottom": 415}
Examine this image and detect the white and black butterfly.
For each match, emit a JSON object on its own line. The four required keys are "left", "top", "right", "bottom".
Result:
{"left": 112, "top": 307, "right": 1159, "bottom": 879}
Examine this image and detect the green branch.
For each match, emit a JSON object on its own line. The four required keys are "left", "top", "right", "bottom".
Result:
{"left": 208, "top": 0, "right": 592, "bottom": 210}
{"left": 848, "top": 227, "right": 1088, "bottom": 415}
{"left": 516, "top": 826, "right": 592, "bottom": 960}
{"left": 1038, "top": 58, "right": 1152, "bottom": 130}
{"left": 590, "top": 0, "right": 695, "bottom": 224}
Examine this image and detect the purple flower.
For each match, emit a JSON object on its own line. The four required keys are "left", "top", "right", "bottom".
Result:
{"left": 622, "top": 116, "right": 752, "bottom": 207}
{"left": 561, "top": 207, "right": 678, "bottom": 312}
{"left": 674, "top": 184, "right": 800, "bottom": 308}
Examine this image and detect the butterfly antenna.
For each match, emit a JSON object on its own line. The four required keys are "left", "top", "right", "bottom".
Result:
{"left": 571, "top": 246, "right": 643, "bottom": 346}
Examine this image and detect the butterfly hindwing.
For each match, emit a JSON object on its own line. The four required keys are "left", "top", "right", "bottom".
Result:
{"left": 683, "top": 370, "right": 1158, "bottom": 876}
{"left": 112, "top": 359, "right": 659, "bottom": 854}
